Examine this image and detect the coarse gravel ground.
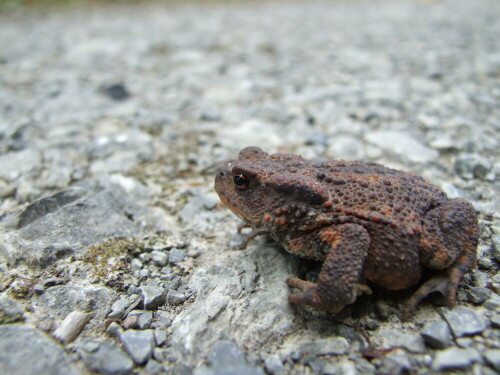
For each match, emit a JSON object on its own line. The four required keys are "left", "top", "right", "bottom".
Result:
{"left": 0, "top": 0, "right": 499, "bottom": 374}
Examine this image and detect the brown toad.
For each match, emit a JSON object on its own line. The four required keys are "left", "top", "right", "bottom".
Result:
{"left": 214, "top": 147, "right": 479, "bottom": 317}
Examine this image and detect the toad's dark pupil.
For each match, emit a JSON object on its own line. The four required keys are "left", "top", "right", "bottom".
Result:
{"left": 234, "top": 173, "right": 250, "bottom": 189}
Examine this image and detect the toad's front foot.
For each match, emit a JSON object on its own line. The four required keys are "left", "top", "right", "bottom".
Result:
{"left": 287, "top": 277, "right": 346, "bottom": 313}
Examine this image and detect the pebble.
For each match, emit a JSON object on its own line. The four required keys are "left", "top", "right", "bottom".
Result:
{"left": 326, "top": 135, "right": 365, "bottom": 160}
{"left": 364, "top": 130, "right": 439, "bottom": 164}
{"left": 431, "top": 347, "right": 481, "bottom": 371}
{"left": 454, "top": 154, "right": 492, "bottom": 180}
{"left": 421, "top": 320, "right": 452, "bottom": 349}
{"left": 467, "top": 287, "right": 491, "bottom": 304}
{"left": 76, "top": 338, "right": 134, "bottom": 375}
{"left": 154, "top": 329, "right": 168, "bottom": 346}
{"left": 0, "top": 149, "right": 42, "bottom": 182}
{"left": 377, "top": 349, "right": 411, "bottom": 375}
{"left": 108, "top": 296, "right": 131, "bottom": 318}
{"left": 151, "top": 250, "right": 169, "bottom": 267}
{"left": 144, "top": 359, "right": 165, "bottom": 375}
{"left": 120, "top": 329, "right": 155, "bottom": 365}
{"left": 140, "top": 286, "right": 167, "bottom": 310}
{"left": 441, "top": 307, "right": 487, "bottom": 337}
{"left": 137, "top": 310, "right": 153, "bottom": 329}
{"left": 167, "top": 289, "right": 187, "bottom": 305}
{"left": 101, "top": 83, "right": 130, "bottom": 101}
{"left": 169, "top": 248, "right": 186, "bottom": 264}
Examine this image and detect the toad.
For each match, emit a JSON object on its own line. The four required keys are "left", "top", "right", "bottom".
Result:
{"left": 215, "top": 147, "right": 478, "bottom": 317}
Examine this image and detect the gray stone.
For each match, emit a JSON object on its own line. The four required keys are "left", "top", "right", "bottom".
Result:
{"left": 326, "top": 135, "right": 365, "bottom": 160}
{"left": 378, "top": 328, "right": 426, "bottom": 353}
{"left": 108, "top": 296, "right": 131, "bottom": 318}
{"left": 484, "top": 349, "right": 500, "bottom": 372}
{"left": 0, "top": 324, "right": 79, "bottom": 375}
{"left": 377, "top": 349, "right": 411, "bottom": 375}
{"left": 365, "top": 130, "right": 439, "bottom": 164}
{"left": 490, "top": 313, "right": 500, "bottom": 328}
{"left": 169, "top": 248, "right": 186, "bottom": 264}
{"left": 0, "top": 175, "right": 151, "bottom": 268}
{"left": 155, "top": 311, "right": 172, "bottom": 328}
{"left": 140, "top": 286, "right": 167, "bottom": 310}
{"left": 421, "top": 320, "right": 452, "bottom": 349}
{"left": 170, "top": 244, "right": 299, "bottom": 364}
{"left": 120, "top": 329, "right": 155, "bottom": 365}
{"left": 32, "top": 285, "right": 115, "bottom": 327}
{"left": 87, "top": 130, "right": 154, "bottom": 174}
{"left": 442, "top": 306, "right": 487, "bottom": 337}
{"left": 154, "top": 329, "right": 167, "bottom": 346}
{"left": 200, "top": 105, "right": 222, "bottom": 122}
{"left": 484, "top": 294, "right": 500, "bottom": 311}
{"left": 0, "top": 294, "right": 25, "bottom": 324}
{"left": 432, "top": 347, "right": 481, "bottom": 371}
{"left": 144, "top": 359, "right": 165, "bottom": 375}
{"left": 167, "top": 289, "right": 187, "bottom": 305}
{"left": 76, "top": 338, "right": 134, "bottom": 375}
{"left": 467, "top": 287, "right": 491, "bottom": 304}
{"left": 151, "top": 250, "right": 169, "bottom": 267}
{"left": 299, "top": 337, "right": 349, "bottom": 356}
{"left": 0, "top": 149, "right": 42, "bottom": 182}
{"left": 137, "top": 310, "right": 153, "bottom": 329}
{"left": 454, "top": 154, "right": 493, "bottom": 180}
{"left": 193, "top": 340, "right": 264, "bottom": 375}
{"left": 492, "top": 235, "right": 500, "bottom": 263}
{"left": 263, "top": 354, "right": 284, "bottom": 375}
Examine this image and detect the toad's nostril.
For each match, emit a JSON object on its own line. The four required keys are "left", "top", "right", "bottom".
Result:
{"left": 218, "top": 170, "right": 225, "bottom": 178}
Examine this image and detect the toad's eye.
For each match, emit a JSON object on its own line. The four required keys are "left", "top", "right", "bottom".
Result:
{"left": 233, "top": 173, "right": 251, "bottom": 190}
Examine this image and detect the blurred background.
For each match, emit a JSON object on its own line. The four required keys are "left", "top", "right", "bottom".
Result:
{"left": 1, "top": 1, "right": 499, "bottom": 375}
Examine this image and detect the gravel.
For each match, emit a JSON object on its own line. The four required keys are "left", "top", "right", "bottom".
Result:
{"left": 0, "top": 0, "right": 499, "bottom": 374}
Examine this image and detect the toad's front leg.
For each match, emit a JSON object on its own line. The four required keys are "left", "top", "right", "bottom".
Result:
{"left": 286, "top": 224, "right": 371, "bottom": 313}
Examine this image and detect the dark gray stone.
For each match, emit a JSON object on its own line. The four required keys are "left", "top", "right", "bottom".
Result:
{"left": 467, "top": 287, "right": 491, "bottom": 304}
{"left": 140, "top": 286, "right": 167, "bottom": 310}
{"left": 442, "top": 306, "right": 487, "bottom": 337}
{"left": 0, "top": 324, "right": 79, "bottom": 375}
{"left": 76, "top": 338, "right": 134, "bottom": 375}
{"left": 0, "top": 175, "right": 150, "bottom": 268}
{"left": 193, "top": 340, "right": 264, "bottom": 375}
{"left": 167, "top": 289, "right": 187, "bottom": 305}
{"left": 101, "top": 83, "right": 130, "bottom": 101}
{"left": 421, "top": 320, "right": 452, "bottom": 349}
{"left": 120, "top": 329, "right": 155, "bottom": 365}
{"left": 0, "top": 295, "right": 25, "bottom": 324}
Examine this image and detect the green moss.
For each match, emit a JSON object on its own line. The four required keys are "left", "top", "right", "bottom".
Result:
{"left": 82, "top": 237, "right": 143, "bottom": 283}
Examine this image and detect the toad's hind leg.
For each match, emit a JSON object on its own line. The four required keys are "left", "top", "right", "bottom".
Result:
{"left": 406, "top": 198, "right": 478, "bottom": 316}
{"left": 286, "top": 224, "right": 371, "bottom": 313}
